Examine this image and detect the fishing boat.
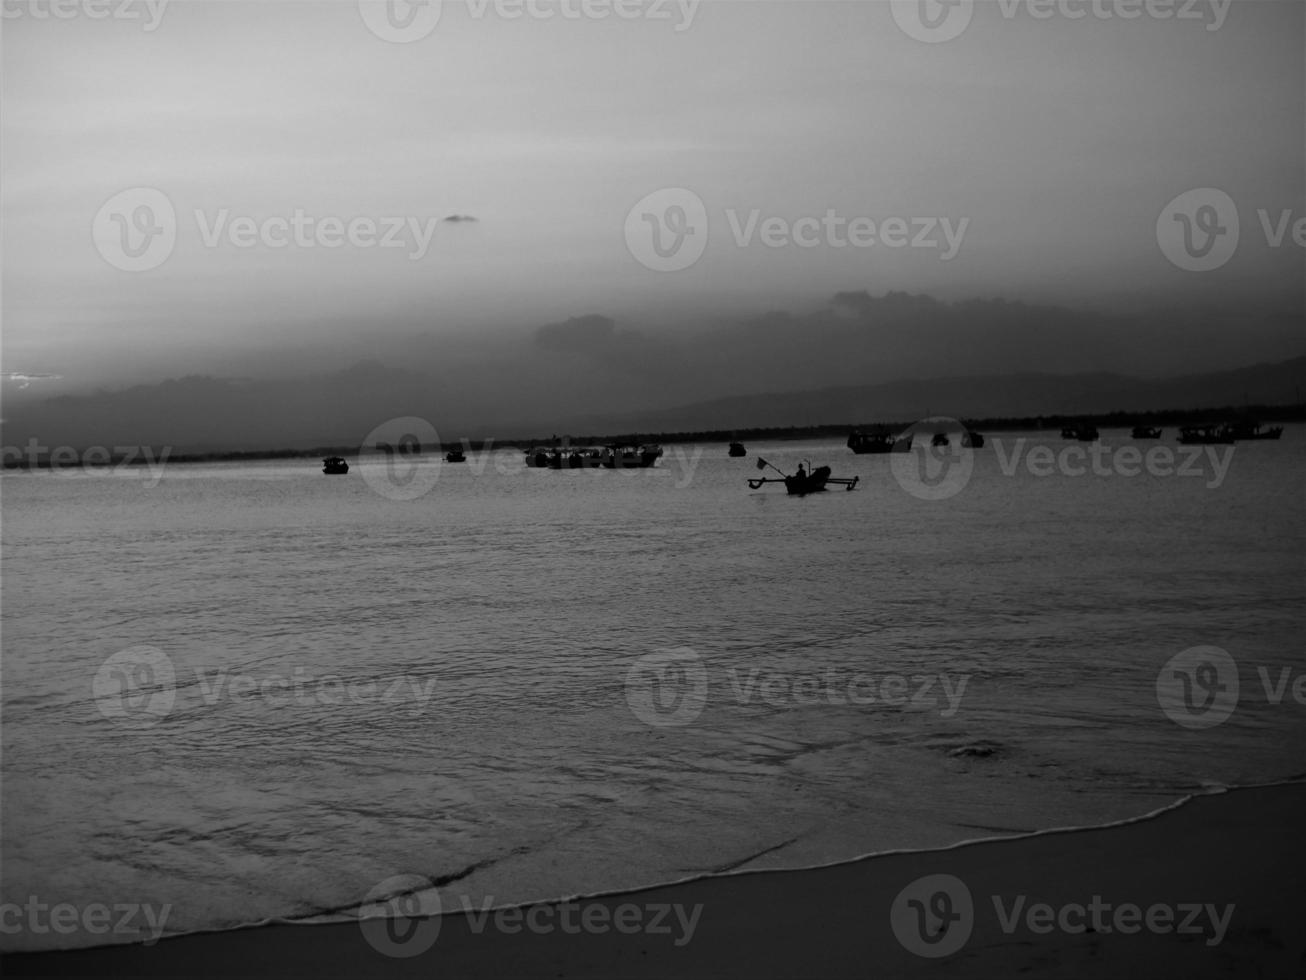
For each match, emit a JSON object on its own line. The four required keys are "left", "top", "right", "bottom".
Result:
{"left": 322, "top": 456, "right": 349, "bottom": 475}
{"left": 748, "top": 457, "right": 858, "bottom": 496}
{"left": 1061, "top": 424, "right": 1099, "bottom": 441}
{"left": 1223, "top": 420, "right": 1283, "bottom": 441}
{"left": 1132, "top": 426, "right": 1163, "bottom": 439}
{"left": 1178, "top": 424, "right": 1234, "bottom": 446}
{"left": 729, "top": 442, "right": 747, "bottom": 458}
{"left": 525, "top": 446, "right": 606, "bottom": 469}
{"left": 962, "top": 430, "right": 985, "bottom": 449}
{"left": 603, "top": 444, "right": 663, "bottom": 469}
{"left": 445, "top": 448, "right": 467, "bottom": 463}
{"left": 847, "top": 429, "right": 910, "bottom": 454}
{"left": 931, "top": 433, "right": 950, "bottom": 448}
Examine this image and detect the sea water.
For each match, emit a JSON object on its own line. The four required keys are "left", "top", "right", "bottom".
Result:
{"left": 3, "top": 431, "right": 1304, "bottom": 949}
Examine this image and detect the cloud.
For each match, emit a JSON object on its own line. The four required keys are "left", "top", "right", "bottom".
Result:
{"left": 534, "top": 315, "right": 620, "bottom": 353}
{"left": 3, "top": 372, "right": 63, "bottom": 389}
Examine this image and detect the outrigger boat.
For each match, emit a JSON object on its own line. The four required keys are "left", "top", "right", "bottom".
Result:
{"left": 748, "top": 457, "right": 859, "bottom": 497}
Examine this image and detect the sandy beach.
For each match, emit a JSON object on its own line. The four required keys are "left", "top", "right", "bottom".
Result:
{"left": 5, "top": 781, "right": 1301, "bottom": 979}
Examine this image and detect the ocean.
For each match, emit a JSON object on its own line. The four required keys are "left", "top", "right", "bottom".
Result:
{"left": 3, "top": 430, "right": 1304, "bottom": 951}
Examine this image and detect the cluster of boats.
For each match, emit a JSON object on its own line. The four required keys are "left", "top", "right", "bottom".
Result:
{"left": 523, "top": 444, "right": 664, "bottom": 469}
{"left": 846, "top": 428, "right": 984, "bottom": 454}
{"left": 1079, "top": 421, "right": 1284, "bottom": 445}
{"left": 324, "top": 417, "right": 1285, "bottom": 478}
{"left": 1175, "top": 421, "right": 1283, "bottom": 445}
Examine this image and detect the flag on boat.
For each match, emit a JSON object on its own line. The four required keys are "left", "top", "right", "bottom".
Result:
{"left": 756, "top": 457, "right": 767, "bottom": 471}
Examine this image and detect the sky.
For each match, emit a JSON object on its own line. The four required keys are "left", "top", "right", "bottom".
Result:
{"left": 1, "top": 0, "right": 1303, "bottom": 443}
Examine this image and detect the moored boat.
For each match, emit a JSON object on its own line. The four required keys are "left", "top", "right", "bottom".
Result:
{"left": 847, "top": 429, "right": 910, "bottom": 454}
{"left": 322, "top": 456, "right": 349, "bottom": 475}
{"left": 603, "top": 444, "right": 663, "bottom": 469}
{"left": 445, "top": 448, "right": 467, "bottom": 463}
{"left": 1223, "top": 420, "right": 1282, "bottom": 441}
{"left": 729, "top": 442, "right": 746, "bottom": 458}
{"left": 1061, "top": 424, "right": 1100, "bottom": 441}
{"left": 524, "top": 446, "right": 606, "bottom": 469}
{"left": 1178, "top": 424, "right": 1234, "bottom": 446}
{"left": 1132, "top": 426, "right": 1163, "bottom": 439}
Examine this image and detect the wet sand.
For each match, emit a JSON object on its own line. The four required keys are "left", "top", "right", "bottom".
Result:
{"left": 6, "top": 781, "right": 1302, "bottom": 979}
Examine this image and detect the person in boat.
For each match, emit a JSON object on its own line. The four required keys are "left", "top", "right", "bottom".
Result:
{"left": 795, "top": 463, "right": 807, "bottom": 481}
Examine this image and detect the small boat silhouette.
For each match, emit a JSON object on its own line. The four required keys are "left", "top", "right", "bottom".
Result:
{"left": 322, "top": 456, "right": 349, "bottom": 475}
{"left": 749, "top": 457, "right": 858, "bottom": 496}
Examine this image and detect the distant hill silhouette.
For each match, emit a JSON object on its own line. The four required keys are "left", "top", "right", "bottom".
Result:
{"left": 3, "top": 355, "right": 1301, "bottom": 453}
{"left": 556, "top": 356, "right": 1306, "bottom": 433}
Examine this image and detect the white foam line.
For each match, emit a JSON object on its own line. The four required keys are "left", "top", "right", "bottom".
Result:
{"left": 318, "top": 776, "right": 1306, "bottom": 923}
{"left": 35, "top": 777, "right": 1305, "bottom": 953}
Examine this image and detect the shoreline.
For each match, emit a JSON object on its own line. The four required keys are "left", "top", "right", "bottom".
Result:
{"left": 2, "top": 405, "right": 1301, "bottom": 471}
{"left": 6, "top": 780, "right": 1302, "bottom": 978}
